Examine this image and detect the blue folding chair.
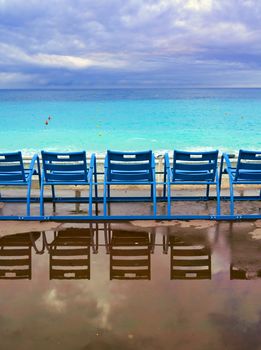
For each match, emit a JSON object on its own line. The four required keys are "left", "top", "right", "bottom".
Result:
{"left": 103, "top": 150, "right": 157, "bottom": 216}
{"left": 164, "top": 150, "right": 220, "bottom": 216}
{"left": 220, "top": 150, "right": 261, "bottom": 215}
{"left": 40, "top": 151, "right": 96, "bottom": 216}
{"left": 0, "top": 152, "right": 40, "bottom": 216}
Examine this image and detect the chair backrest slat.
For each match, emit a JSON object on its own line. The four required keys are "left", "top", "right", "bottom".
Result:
{"left": 0, "top": 152, "right": 25, "bottom": 183}
{"left": 173, "top": 152, "right": 218, "bottom": 162}
{"left": 175, "top": 162, "right": 215, "bottom": 172}
{"left": 109, "top": 163, "right": 151, "bottom": 172}
{"left": 107, "top": 150, "right": 153, "bottom": 182}
{"left": 108, "top": 151, "right": 152, "bottom": 162}
{"left": 41, "top": 151, "right": 88, "bottom": 183}
{"left": 108, "top": 172, "right": 151, "bottom": 182}
{"left": 44, "top": 163, "right": 86, "bottom": 172}
{"left": 173, "top": 150, "right": 218, "bottom": 182}
{"left": 172, "top": 172, "right": 214, "bottom": 182}
{"left": 46, "top": 173, "right": 88, "bottom": 182}
{"left": 235, "top": 150, "right": 261, "bottom": 181}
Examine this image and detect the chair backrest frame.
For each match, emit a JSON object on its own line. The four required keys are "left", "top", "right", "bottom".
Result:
{"left": 172, "top": 150, "right": 218, "bottom": 183}
{"left": 0, "top": 151, "right": 26, "bottom": 183}
{"left": 235, "top": 150, "right": 261, "bottom": 182}
{"left": 106, "top": 150, "right": 154, "bottom": 183}
{"left": 41, "top": 151, "right": 88, "bottom": 183}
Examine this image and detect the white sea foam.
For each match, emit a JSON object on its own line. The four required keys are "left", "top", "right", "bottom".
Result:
{"left": 18, "top": 147, "right": 239, "bottom": 160}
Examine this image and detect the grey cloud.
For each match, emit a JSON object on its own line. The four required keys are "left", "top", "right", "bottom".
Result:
{"left": 0, "top": 0, "right": 261, "bottom": 87}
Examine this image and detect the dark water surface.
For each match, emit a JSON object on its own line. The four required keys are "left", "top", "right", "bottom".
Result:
{"left": 0, "top": 221, "right": 261, "bottom": 350}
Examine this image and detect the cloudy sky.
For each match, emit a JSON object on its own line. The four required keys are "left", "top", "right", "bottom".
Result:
{"left": 0, "top": 0, "right": 261, "bottom": 88}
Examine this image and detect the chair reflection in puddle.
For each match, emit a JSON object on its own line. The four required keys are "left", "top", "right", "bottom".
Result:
{"left": 166, "top": 236, "right": 211, "bottom": 280}
{"left": 230, "top": 265, "right": 261, "bottom": 280}
{"left": 0, "top": 232, "right": 40, "bottom": 279}
{"left": 108, "top": 229, "right": 155, "bottom": 280}
{"left": 49, "top": 227, "right": 97, "bottom": 280}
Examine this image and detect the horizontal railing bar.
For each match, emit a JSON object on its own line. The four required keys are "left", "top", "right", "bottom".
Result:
{"left": 0, "top": 195, "right": 260, "bottom": 203}
{"left": 0, "top": 214, "right": 260, "bottom": 221}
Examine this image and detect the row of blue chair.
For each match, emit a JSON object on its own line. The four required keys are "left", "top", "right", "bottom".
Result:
{"left": 0, "top": 149, "right": 260, "bottom": 217}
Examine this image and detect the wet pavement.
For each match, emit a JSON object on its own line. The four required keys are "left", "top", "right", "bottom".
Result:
{"left": 0, "top": 220, "right": 261, "bottom": 350}
{"left": 0, "top": 187, "right": 260, "bottom": 218}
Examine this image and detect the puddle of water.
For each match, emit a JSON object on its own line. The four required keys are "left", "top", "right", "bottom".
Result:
{"left": 0, "top": 221, "right": 261, "bottom": 350}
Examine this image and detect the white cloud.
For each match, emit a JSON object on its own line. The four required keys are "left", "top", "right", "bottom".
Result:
{"left": 43, "top": 289, "right": 66, "bottom": 313}
{"left": 0, "top": 43, "right": 130, "bottom": 70}
{"left": 35, "top": 54, "right": 109, "bottom": 69}
{"left": 184, "top": 0, "right": 213, "bottom": 12}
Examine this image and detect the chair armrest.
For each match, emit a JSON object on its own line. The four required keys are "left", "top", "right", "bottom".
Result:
{"left": 104, "top": 155, "right": 108, "bottom": 182}
{"left": 151, "top": 153, "right": 156, "bottom": 169}
{"left": 222, "top": 152, "right": 235, "bottom": 178}
{"left": 164, "top": 153, "right": 170, "bottom": 169}
{"left": 164, "top": 153, "right": 173, "bottom": 180}
{"left": 29, "top": 154, "right": 40, "bottom": 172}
{"left": 89, "top": 153, "right": 96, "bottom": 170}
{"left": 151, "top": 153, "right": 156, "bottom": 182}
{"left": 223, "top": 153, "right": 233, "bottom": 169}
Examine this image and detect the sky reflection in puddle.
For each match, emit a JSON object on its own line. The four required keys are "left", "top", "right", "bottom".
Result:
{"left": 0, "top": 221, "right": 261, "bottom": 350}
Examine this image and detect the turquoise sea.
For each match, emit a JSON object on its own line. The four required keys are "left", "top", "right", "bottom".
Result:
{"left": 0, "top": 88, "right": 260, "bottom": 155}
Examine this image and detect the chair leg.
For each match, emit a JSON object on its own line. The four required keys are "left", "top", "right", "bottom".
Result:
{"left": 103, "top": 183, "right": 107, "bottom": 216}
{"left": 152, "top": 183, "right": 157, "bottom": 216}
{"left": 26, "top": 183, "right": 32, "bottom": 216}
{"left": 163, "top": 167, "right": 167, "bottom": 198}
{"left": 51, "top": 185, "right": 56, "bottom": 212}
{"left": 167, "top": 183, "right": 171, "bottom": 216}
{"left": 94, "top": 168, "right": 98, "bottom": 199}
{"left": 89, "top": 184, "right": 93, "bottom": 217}
{"left": 216, "top": 182, "right": 221, "bottom": 216}
{"left": 40, "top": 184, "right": 45, "bottom": 216}
{"left": 206, "top": 184, "right": 210, "bottom": 199}
{"left": 229, "top": 181, "right": 235, "bottom": 216}
{"left": 219, "top": 155, "right": 224, "bottom": 189}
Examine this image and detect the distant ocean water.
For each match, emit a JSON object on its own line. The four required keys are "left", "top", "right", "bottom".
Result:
{"left": 0, "top": 88, "right": 260, "bottom": 155}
